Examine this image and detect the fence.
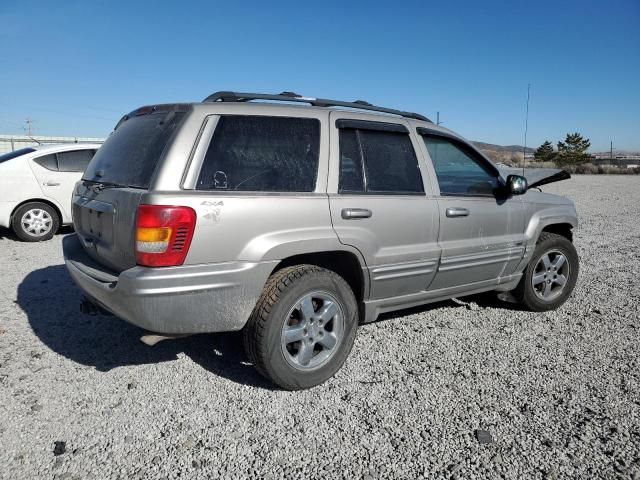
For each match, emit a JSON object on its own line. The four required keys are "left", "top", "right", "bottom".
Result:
{"left": 0, "top": 134, "right": 105, "bottom": 155}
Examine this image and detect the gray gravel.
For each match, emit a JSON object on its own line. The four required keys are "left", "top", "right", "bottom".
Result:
{"left": 1, "top": 175, "right": 639, "bottom": 479}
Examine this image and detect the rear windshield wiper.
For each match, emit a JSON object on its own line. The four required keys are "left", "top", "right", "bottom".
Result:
{"left": 82, "top": 180, "right": 123, "bottom": 192}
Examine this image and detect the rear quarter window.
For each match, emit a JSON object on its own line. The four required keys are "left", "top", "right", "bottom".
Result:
{"left": 34, "top": 153, "right": 58, "bottom": 171}
{"left": 83, "top": 109, "right": 186, "bottom": 188}
{"left": 196, "top": 115, "right": 320, "bottom": 192}
{"left": 57, "top": 149, "right": 96, "bottom": 172}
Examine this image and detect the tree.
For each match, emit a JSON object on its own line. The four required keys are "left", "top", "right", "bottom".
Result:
{"left": 556, "top": 132, "right": 591, "bottom": 166}
{"left": 534, "top": 140, "right": 556, "bottom": 162}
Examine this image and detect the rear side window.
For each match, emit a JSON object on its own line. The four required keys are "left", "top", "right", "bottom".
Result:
{"left": 422, "top": 136, "right": 500, "bottom": 196}
{"left": 196, "top": 116, "right": 320, "bottom": 192}
{"left": 57, "top": 150, "right": 95, "bottom": 172}
{"left": 34, "top": 154, "right": 58, "bottom": 171}
{"left": 338, "top": 128, "right": 423, "bottom": 194}
{"left": 83, "top": 110, "right": 186, "bottom": 188}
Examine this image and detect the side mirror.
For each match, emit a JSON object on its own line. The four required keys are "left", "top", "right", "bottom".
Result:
{"left": 506, "top": 174, "right": 528, "bottom": 195}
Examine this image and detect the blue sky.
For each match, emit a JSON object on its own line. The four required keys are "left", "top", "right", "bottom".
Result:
{"left": 1, "top": 0, "right": 638, "bottom": 152}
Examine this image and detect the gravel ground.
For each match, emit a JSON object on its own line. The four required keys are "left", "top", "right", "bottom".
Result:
{"left": 1, "top": 175, "right": 639, "bottom": 479}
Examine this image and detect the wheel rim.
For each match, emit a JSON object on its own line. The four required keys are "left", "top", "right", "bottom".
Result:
{"left": 21, "top": 208, "right": 53, "bottom": 237}
{"left": 531, "top": 249, "right": 570, "bottom": 301}
{"left": 281, "top": 291, "right": 345, "bottom": 370}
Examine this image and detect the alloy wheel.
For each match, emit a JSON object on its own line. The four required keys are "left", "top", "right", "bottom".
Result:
{"left": 531, "top": 250, "right": 570, "bottom": 301}
{"left": 281, "top": 291, "right": 344, "bottom": 370}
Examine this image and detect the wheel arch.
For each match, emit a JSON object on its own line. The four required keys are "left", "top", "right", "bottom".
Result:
{"left": 540, "top": 222, "right": 573, "bottom": 242}
{"left": 271, "top": 250, "right": 369, "bottom": 302}
{"left": 525, "top": 206, "right": 578, "bottom": 245}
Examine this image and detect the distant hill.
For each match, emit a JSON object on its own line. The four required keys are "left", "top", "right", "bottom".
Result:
{"left": 471, "top": 141, "right": 533, "bottom": 165}
{"left": 471, "top": 141, "right": 535, "bottom": 154}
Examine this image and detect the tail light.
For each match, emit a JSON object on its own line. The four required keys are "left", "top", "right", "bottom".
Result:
{"left": 135, "top": 205, "right": 196, "bottom": 267}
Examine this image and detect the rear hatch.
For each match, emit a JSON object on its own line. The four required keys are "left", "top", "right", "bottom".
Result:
{"left": 73, "top": 104, "right": 189, "bottom": 273}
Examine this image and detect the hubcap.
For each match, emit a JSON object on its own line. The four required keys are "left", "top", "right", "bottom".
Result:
{"left": 531, "top": 250, "right": 570, "bottom": 301}
{"left": 21, "top": 209, "right": 53, "bottom": 237}
{"left": 281, "top": 291, "right": 344, "bottom": 370}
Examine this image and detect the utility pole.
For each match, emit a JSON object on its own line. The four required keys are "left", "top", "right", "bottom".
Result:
{"left": 522, "top": 83, "right": 531, "bottom": 176}
{"left": 610, "top": 141, "right": 613, "bottom": 160}
{"left": 25, "top": 118, "right": 33, "bottom": 136}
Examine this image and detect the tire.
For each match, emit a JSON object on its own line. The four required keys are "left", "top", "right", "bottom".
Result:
{"left": 512, "top": 232, "right": 579, "bottom": 311}
{"left": 11, "top": 202, "right": 60, "bottom": 242}
{"left": 243, "top": 265, "right": 359, "bottom": 390}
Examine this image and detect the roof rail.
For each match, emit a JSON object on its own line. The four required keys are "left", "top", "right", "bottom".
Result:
{"left": 202, "top": 91, "right": 431, "bottom": 122}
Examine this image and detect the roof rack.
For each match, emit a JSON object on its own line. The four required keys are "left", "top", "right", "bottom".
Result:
{"left": 202, "top": 91, "right": 431, "bottom": 122}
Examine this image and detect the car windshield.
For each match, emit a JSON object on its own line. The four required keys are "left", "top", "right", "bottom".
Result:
{"left": 0, "top": 147, "right": 36, "bottom": 164}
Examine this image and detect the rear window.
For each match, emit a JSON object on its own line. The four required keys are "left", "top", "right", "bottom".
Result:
{"left": 338, "top": 128, "right": 423, "bottom": 194}
{"left": 196, "top": 115, "right": 320, "bottom": 192}
{"left": 83, "top": 109, "right": 186, "bottom": 188}
{"left": 0, "top": 148, "right": 35, "bottom": 164}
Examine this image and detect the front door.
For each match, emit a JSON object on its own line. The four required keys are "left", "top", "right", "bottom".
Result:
{"left": 327, "top": 112, "right": 441, "bottom": 300}
{"left": 418, "top": 132, "right": 525, "bottom": 291}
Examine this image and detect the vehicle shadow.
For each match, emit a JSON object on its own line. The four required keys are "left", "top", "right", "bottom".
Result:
{"left": 17, "top": 264, "right": 274, "bottom": 389}
{"left": 0, "top": 225, "right": 75, "bottom": 241}
{"left": 0, "top": 226, "right": 17, "bottom": 240}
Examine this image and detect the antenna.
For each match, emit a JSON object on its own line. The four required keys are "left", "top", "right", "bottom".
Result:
{"left": 522, "top": 84, "right": 531, "bottom": 176}
{"left": 436, "top": 111, "right": 442, "bottom": 126}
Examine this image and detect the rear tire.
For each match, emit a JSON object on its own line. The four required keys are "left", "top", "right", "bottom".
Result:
{"left": 243, "top": 265, "right": 358, "bottom": 390}
{"left": 512, "top": 232, "right": 579, "bottom": 311}
{"left": 11, "top": 202, "right": 60, "bottom": 242}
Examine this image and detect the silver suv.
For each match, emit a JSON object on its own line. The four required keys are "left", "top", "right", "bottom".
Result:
{"left": 63, "top": 91, "right": 579, "bottom": 390}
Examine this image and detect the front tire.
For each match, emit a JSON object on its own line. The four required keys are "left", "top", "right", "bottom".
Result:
{"left": 513, "top": 232, "right": 579, "bottom": 311}
{"left": 243, "top": 265, "right": 359, "bottom": 390}
{"left": 11, "top": 202, "right": 60, "bottom": 242}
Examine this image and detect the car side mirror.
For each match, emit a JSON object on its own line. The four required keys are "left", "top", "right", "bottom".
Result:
{"left": 506, "top": 174, "right": 528, "bottom": 195}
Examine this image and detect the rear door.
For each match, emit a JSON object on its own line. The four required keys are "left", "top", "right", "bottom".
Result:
{"left": 328, "top": 112, "right": 440, "bottom": 300}
{"left": 417, "top": 130, "right": 526, "bottom": 290}
{"left": 30, "top": 149, "right": 95, "bottom": 220}
{"left": 73, "top": 105, "right": 188, "bottom": 272}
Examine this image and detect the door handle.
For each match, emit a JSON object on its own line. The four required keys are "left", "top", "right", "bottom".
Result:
{"left": 44, "top": 181, "right": 61, "bottom": 186}
{"left": 341, "top": 208, "right": 372, "bottom": 219}
{"left": 446, "top": 207, "right": 469, "bottom": 218}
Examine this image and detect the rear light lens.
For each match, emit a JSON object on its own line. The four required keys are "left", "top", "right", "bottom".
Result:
{"left": 135, "top": 205, "right": 196, "bottom": 267}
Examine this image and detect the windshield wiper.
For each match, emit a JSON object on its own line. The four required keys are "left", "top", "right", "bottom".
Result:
{"left": 83, "top": 180, "right": 122, "bottom": 192}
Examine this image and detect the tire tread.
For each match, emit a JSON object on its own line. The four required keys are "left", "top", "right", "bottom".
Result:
{"left": 243, "top": 264, "right": 324, "bottom": 380}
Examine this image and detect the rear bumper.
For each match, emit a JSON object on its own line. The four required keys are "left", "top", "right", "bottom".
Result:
{"left": 0, "top": 201, "right": 17, "bottom": 229}
{"left": 62, "top": 234, "right": 276, "bottom": 334}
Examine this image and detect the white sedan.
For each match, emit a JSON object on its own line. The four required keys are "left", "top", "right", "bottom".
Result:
{"left": 0, "top": 143, "right": 102, "bottom": 241}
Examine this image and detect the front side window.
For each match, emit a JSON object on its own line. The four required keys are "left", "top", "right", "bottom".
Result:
{"left": 57, "top": 149, "right": 96, "bottom": 172}
{"left": 338, "top": 128, "right": 423, "bottom": 194}
{"left": 422, "top": 136, "right": 500, "bottom": 196}
{"left": 197, "top": 115, "right": 320, "bottom": 192}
